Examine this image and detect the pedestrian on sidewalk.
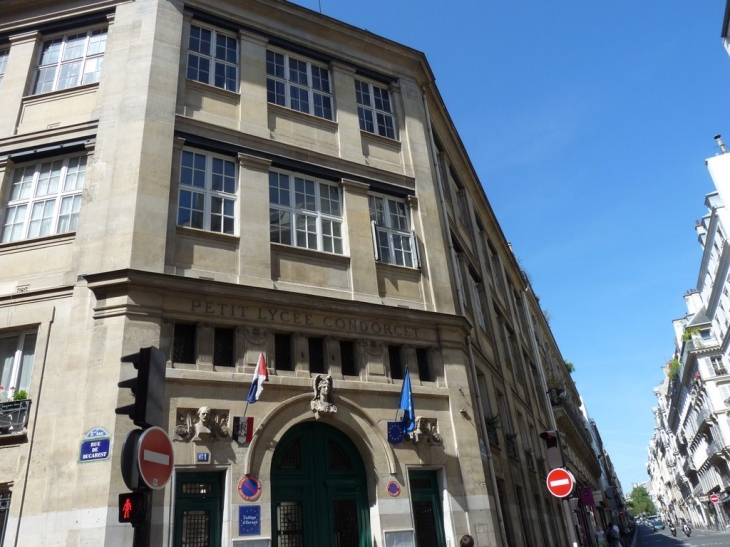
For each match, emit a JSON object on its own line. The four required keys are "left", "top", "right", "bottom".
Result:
{"left": 605, "top": 522, "right": 621, "bottom": 547}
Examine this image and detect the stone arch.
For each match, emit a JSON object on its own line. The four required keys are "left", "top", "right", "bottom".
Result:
{"left": 244, "top": 393, "right": 397, "bottom": 482}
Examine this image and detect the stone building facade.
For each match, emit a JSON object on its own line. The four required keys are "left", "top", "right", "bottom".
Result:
{"left": 0, "top": 1, "right": 610, "bottom": 545}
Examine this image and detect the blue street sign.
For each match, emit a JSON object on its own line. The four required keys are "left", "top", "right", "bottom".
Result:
{"left": 80, "top": 428, "right": 111, "bottom": 463}
{"left": 239, "top": 505, "right": 261, "bottom": 535}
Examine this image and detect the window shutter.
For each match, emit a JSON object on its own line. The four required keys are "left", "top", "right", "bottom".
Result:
{"left": 370, "top": 220, "right": 379, "bottom": 261}
{"left": 411, "top": 230, "right": 421, "bottom": 268}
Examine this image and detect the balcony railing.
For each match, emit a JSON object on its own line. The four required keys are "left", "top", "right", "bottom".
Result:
{"left": 685, "top": 337, "right": 720, "bottom": 353}
{"left": 0, "top": 399, "right": 31, "bottom": 434}
{"left": 551, "top": 397, "right": 595, "bottom": 456}
{"left": 682, "top": 457, "right": 696, "bottom": 475}
{"left": 707, "top": 438, "right": 724, "bottom": 458}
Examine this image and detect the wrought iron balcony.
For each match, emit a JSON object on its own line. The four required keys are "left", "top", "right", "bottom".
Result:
{"left": 707, "top": 437, "right": 725, "bottom": 458}
{"left": 685, "top": 336, "right": 720, "bottom": 353}
{"left": 696, "top": 405, "right": 712, "bottom": 426}
{"left": 682, "top": 457, "right": 696, "bottom": 475}
{"left": 0, "top": 399, "right": 31, "bottom": 434}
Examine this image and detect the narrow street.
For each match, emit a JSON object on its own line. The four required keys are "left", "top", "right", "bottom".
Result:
{"left": 633, "top": 523, "right": 730, "bottom": 547}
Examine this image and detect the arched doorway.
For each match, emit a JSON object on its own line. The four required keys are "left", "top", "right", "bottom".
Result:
{"left": 271, "top": 421, "right": 371, "bottom": 547}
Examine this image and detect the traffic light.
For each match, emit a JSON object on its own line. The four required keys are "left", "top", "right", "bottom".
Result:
{"left": 539, "top": 429, "right": 566, "bottom": 470}
{"left": 115, "top": 346, "right": 166, "bottom": 428}
{"left": 118, "top": 491, "right": 147, "bottom": 525}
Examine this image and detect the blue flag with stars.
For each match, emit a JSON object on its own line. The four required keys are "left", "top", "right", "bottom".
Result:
{"left": 398, "top": 368, "right": 415, "bottom": 434}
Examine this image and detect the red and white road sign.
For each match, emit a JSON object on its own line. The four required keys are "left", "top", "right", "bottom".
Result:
{"left": 546, "top": 468, "right": 575, "bottom": 498}
{"left": 137, "top": 426, "right": 174, "bottom": 490}
{"left": 710, "top": 494, "right": 720, "bottom": 504}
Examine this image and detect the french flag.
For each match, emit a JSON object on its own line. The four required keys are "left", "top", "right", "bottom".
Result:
{"left": 246, "top": 352, "right": 269, "bottom": 404}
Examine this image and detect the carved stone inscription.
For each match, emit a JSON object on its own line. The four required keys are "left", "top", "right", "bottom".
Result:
{"left": 189, "top": 300, "right": 421, "bottom": 339}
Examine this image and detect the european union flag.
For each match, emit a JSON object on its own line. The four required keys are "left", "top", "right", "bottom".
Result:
{"left": 399, "top": 368, "right": 415, "bottom": 434}
{"left": 387, "top": 422, "right": 404, "bottom": 444}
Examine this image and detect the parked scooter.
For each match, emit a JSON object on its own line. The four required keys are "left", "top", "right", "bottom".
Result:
{"left": 682, "top": 522, "right": 691, "bottom": 537}
{"left": 669, "top": 523, "right": 676, "bottom": 537}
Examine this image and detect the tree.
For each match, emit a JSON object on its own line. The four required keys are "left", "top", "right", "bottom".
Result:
{"left": 627, "top": 485, "right": 656, "bottom": 516}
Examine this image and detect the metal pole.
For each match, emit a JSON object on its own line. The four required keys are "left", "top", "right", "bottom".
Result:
{"left": 132, "top": 490, "right": 151, "bottom": 547}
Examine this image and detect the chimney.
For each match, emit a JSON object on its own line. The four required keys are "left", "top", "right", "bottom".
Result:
{"left": 715, "top": 134, "right": 727, "bottom": 154}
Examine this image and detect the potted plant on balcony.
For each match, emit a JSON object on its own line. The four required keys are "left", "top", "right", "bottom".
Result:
{"left": 0, "top": 387, "right": 31, "bottom": 434}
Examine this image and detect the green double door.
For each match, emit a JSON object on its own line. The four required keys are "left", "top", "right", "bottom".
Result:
{"left": 272, "top": 422, "right": 371, "bottom": 547}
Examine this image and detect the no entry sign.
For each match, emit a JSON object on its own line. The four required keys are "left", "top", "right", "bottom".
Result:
{"left": 137, "top": 426, "right": 174, "bottom": 490}
{"left": 710, "top": 493, "right": 720, "bottom": 504}
{"left": 546, "top": 468, "right": 575, "bottom": 498}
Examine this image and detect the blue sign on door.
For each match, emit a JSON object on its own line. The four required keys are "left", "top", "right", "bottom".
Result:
{"left": 239, "top": 505, "right": 261, "bottom": 535}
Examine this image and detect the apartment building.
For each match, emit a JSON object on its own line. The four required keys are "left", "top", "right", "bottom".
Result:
{"left": 647, "top": 141, "right": 730, "bottom": 529}
{"left": 0, "top": 1, "right": 603, "bottom": 545}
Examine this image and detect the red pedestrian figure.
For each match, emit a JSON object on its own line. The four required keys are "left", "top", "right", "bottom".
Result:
{"left": 122, "top": 497, "right": 132, "bottom": 520}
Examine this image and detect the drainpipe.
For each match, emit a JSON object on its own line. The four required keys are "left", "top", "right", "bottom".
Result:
{"left": 523, "top": 286, "right": 579, "bottom": 547}
{"left": 421, "top": 83, "right": 509, "bottom": 547}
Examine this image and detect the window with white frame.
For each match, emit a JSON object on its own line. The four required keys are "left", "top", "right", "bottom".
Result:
{"left": 2, "top": 154, "right": 86, "bottom": 243}
{"left": 0, "top": 49, "right": 8, "bottom": 87}
{"left": 266, "top": 50, "right": 333, "bottom": 120}
{"left": 355, "top": 79, "right": 396, "bottom": 139}
{"left": 33, "top": 29, "right": 107, "bottom": 94}
{"left": 186, "top": 24, "right": 238, "bottom": 92}
{"left": 369, "top": 194, "right": 418, "bottom": 267}
{"left": 0, "top": 331, "right": 37, "bottom": 399}
{"left": 177, "top": 150, "right": 237, "bottom": 235}
{"left": 269, "top": 170, "right": 343, "bottom": 254}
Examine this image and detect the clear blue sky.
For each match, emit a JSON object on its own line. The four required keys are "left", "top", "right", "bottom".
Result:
{"left": 288, "top": 1, "right": 730, "bottom": 490}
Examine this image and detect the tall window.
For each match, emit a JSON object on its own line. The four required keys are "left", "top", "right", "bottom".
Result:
{"left": 309, "top": 337, "right": 325, "bottom": 374}
{"left": 2, "top": 154, "right": 86, "bottom": 243}
{"left": 0, "top": 331, "right": 37, "bottom": 399}
{"left": 213, "top": 328, "right": 234, "bottom": 367}
{"left": 178, "top": 150, "right": 237, "bottom": 235}
{"left": 266, "top": 50, "right": 333, "bottom": 120}
{"left": 0, "top": 50, "right": 8, "bottom": 88}
{"left": 173, "top": 324, "right": 196, "bottom": 364}
{"left": 187, "top": 24, "right": 238, "bottom": 92}
{"left": 275, "top": 334, "right": 293, "bottom": 371}
{"left": 369, "top": 194, "right": 416, "bottom": 267}
{"left": 33, "top": 29, "right": 106, "bottom": 94}
{"left": 416, "top": 348, "right": 432, "bottom": 382}
{"left": 389, "top": 345, "right": 403, "bottom": 380}
{"left": 355, "top": 79, "right": 396, "bottom": 139}
{"left": 340, "top": 340, "right": 357, "bottom": 377}
{"left": 269, "top": 170, "right": 343, "bottom": 254}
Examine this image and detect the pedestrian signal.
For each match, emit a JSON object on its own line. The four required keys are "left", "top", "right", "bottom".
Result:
{"left": 118, "top": 492, "right": 146, "bottom": 525}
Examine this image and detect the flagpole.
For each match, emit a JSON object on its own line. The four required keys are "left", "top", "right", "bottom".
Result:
{"left": 243, "top": 401, "right": 249, "bottom": 419}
